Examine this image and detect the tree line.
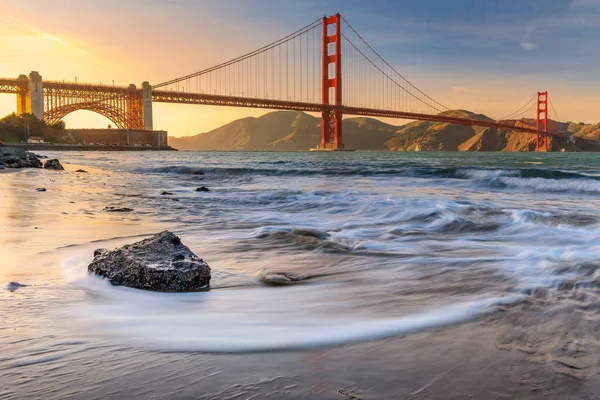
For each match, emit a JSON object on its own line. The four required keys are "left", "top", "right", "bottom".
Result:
{"left": 0, "top": 113, "right": 82, "bottom": 144}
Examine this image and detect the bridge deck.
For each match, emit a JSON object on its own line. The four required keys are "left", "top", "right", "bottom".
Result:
{"left": 0, "top": 78, "right": 561, "bottom": 138}
{"left": 152, "top": 90, "right": 562, "bottom": 138}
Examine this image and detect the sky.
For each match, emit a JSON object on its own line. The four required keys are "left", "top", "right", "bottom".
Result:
{"left": 0, "top": 0, "right": 599, "bottom": 136}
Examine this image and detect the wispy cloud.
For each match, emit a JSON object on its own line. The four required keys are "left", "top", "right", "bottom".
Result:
{"left": 520, "top": 42, "right": 536, "bottom": 50}
{"left": 0, "top": 13, "right": 100, "bottom": 60}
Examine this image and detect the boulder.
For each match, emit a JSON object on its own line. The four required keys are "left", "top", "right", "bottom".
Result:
{"left": 0, "top": 147, "right": 42, "bottom": 168}
{"left": 88, "top": 231, "right": 211, "bottom": 291}
{"left": 196, "top": 186, "right": 210, "bottom": 192}
{"left": 43, "top": 159, "right": 64, "bottom": 170}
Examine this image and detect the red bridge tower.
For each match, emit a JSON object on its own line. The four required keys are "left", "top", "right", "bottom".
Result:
{"left": 321, "top": 14, "right": 344, "bottom": 150}
{"left": 536, "top": 91, "right": 548, "bottom": 152}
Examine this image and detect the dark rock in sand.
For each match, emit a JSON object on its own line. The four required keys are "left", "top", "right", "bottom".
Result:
{"left": 104, "top": 206, "right": 133, "bottom": 213}
{"left": 160, "top": 191, "right": 174, "bottom": 196}
{"left": 75, "top": 169, "right": 88, "bottom": 173}
{"left": 195, "top": 186, "right": 210, "bottom": 192}
{"left": 6, "top": 281, "right": 27, "bottom": 291}
{"left": 88, "top": 231, "right": 211, "bottom": 291}
{"left": 43, "top": 158, "right": 64, "bottom": 170}
{"left": 258, "top": 271, "right": 304, "bottom": 286}
{"left": 36, "top": 188, "right": 47, "bottom": 192}
{"left": 0, "top": 147, "right": 43, "bottom": 168}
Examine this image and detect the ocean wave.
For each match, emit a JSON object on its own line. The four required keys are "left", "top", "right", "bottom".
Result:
{"left": 438, "top": 167, "right": 597, "bottom": 181}
{"left": 499, "top": 177, "right": 600, "bottom": 193}
{"left": 248, "top": 226, "right": 348, "bottom": 252}
{"left": 135, "top": 166, "right": 205, "bottom": 175}
{"left": 134, "top": 163, "right": 598, "bottom": 184}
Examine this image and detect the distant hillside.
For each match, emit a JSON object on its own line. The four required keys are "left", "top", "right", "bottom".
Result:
{"left": 169, "top": 110, "right": 600, "bottom": 152}
{"left": 385, "top": 110, "right": 492, "bottom": 151}
{"left": 387, "top": 110, "right": 600, "bottom": 152}
{"left": 169, "top": 111, "right": 399, "bottom": 151}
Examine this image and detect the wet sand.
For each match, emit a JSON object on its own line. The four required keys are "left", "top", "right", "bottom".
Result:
{"left": 2, "top": 309, "right": 596, "bottom": 399}
{"left": 2, "top": 154, "right": 600, "bottom": 399}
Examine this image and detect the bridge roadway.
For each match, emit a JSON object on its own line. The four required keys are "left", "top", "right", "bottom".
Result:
{"left": 0, "top": 78, "right": 562, "bottom": 139}
{"left": 152, "top": 90, "right": 564, "bottom": 138}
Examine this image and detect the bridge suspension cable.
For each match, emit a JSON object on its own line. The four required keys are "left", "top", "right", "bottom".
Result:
{"left": 340, "top": 17, "right": 449, "bottom": 115}
{"left": 153, "top": 19, "right": 323, "bottom": 104}
{"left": 548, "top": 94, "right": 561, "bottom": 123}
{"left": 153, "top": 14, "right": 451, "bottom": 116}
{"left": 499, "top": 94, "right": 538, "bottom": 121}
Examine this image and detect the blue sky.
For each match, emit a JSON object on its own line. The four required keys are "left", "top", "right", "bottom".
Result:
{"left": 1, "top": 0, "right": 598, "bottom": 134}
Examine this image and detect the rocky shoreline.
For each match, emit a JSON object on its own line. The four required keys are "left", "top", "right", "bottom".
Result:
{"left": 0, "top": 146, "right": 65, "bottom": 170}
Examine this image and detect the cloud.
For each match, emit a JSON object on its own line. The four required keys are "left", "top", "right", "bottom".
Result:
{"left": 520, "top": 42, "right": 536, "bottom": 50}
{"left": 0, "top": 13, "right": 100, "bottom": 60}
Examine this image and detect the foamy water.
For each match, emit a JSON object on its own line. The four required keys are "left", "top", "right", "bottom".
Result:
{"left": 2, "top": 151, "right": 600, "bottom": 360}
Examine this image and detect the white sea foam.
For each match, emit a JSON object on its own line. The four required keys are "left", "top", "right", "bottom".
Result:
{"left": 458, "top": 169, "right": 520, "bottom": 180}
{"left": 67, "top": 276, "right": 524, "bottom": 353}
{"left": 499, "top": 177, "right": 600, "bottom": 193}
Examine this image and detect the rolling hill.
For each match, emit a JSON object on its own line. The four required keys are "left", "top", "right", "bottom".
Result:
{"left": 169, "top": 111, "right": 399, "bottom": 151}
{"left": 168, "top": 110, "right": 600, "bottom": 152}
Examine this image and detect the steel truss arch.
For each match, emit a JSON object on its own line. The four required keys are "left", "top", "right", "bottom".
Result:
{"left": 44, "top": 101, "right": 133, "bottom": 129}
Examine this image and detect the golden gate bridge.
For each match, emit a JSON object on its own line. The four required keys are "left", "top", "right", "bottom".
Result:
{"left": 0, "top": 13, "right": 562, "bottom": 151}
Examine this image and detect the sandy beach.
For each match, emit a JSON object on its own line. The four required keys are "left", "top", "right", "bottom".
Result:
{"left": 2, "top": 151, "right": 600, "bottom": 399}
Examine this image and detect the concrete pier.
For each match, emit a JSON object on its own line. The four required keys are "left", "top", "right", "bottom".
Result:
{"left": 16, "top": 75, "right": 29, "bottom": 115}
{"left": 142, "top": 81, "right": 153, "bottom": 131}
{"left": 28, "top": 71, "right": 44, "bottom": 120}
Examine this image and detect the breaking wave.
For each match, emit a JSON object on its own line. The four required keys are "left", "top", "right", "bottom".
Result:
{"left": 136, "top": 166, "right": 206, "bottom": 175}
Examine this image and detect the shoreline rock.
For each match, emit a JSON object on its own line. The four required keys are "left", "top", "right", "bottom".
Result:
{"left": 88, "top": 231, "right": 211, "bottom": 291}
{"left": 0, "top": 147, "right": 43, "bottom": 168}
{"left": 43, "top": 159, "right": 64, "bottom": 170}
{"left": 6, "top": 281, "right": 27, "bottom": 291}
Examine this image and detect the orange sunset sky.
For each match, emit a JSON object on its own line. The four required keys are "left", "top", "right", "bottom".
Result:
{"left": 1, "top": 0, "right": 598, "bottom": 137}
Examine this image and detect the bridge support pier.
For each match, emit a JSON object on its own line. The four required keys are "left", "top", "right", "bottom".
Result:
{"left": 142, "top": 81, "right": 153, "bottom": 131}
{"left": 27, "top": 71, "right": 44, "bottom": 121}
{"left": 16, "top": 74, "right": 29, "bottom": 115}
